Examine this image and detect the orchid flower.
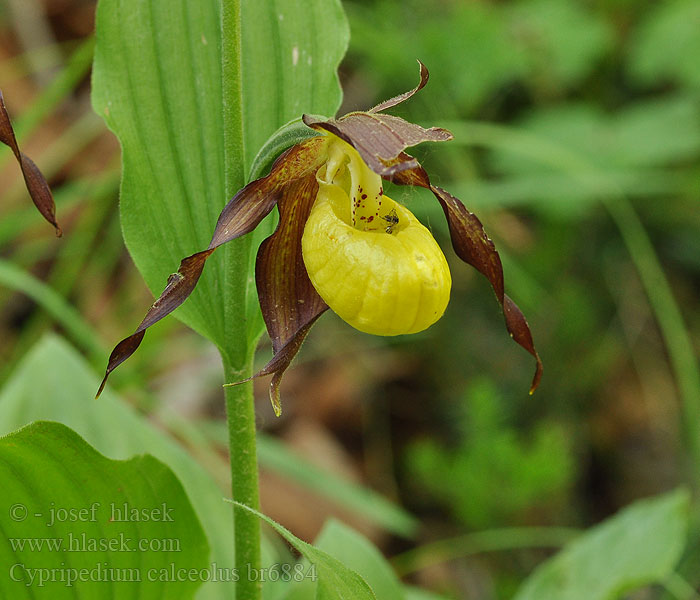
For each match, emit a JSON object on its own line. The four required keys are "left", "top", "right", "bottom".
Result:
{"left": 97, "top": 63, "right": 542, "bottom": 414}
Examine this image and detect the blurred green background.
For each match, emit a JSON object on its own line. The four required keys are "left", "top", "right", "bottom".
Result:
{"left": 1, "top": 0, "right": 699, "bottom": 598}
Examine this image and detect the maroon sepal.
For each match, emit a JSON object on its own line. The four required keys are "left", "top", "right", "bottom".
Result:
{"left": 0, "top": 89, "right": 61, "bottom": 236}
{"left": 228, "top": 173, "right": 329, "bottom": 414}
{"left": 389, "top": 161, "right": 543, "bottom": 393}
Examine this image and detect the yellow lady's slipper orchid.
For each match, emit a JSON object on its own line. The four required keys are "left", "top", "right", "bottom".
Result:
{"left": 98, "top": 63, "right": 542, "bottom": 414}
{"left": 302, "top": 134, "right": 451, "bottom": 336}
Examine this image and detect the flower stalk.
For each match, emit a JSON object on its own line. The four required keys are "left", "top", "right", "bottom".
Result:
{"left": 224, "top": 364, "right": 262, "bottom": 600}
{"left": 221, "top": 2, "right": 261, "bottom": 598}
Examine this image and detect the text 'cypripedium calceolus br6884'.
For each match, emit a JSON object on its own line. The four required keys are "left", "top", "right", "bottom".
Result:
{"left": 97, "top": 63, "right": 542, "bottom": 415}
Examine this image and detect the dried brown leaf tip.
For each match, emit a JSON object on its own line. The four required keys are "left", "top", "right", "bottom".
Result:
{"left": 99, "top": 61, "right": 541, "bottom": 411}
{"left": 0, "top": 90, "right": 61, "bottom": 236}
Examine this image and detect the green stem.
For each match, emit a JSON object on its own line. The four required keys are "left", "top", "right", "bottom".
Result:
{"left": 221, "top": 3, "right": 261, "bottom": 599}
{"left": 224, "top": 363, "right": 261, "bottom": 600}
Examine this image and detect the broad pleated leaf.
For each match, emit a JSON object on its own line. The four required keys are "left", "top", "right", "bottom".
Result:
{"left": 91, "top": 0, "right": 349, "bottom": 360}
{"left": 241, "top": 1, "right": 349, "bottom": 170}
{"left": 0, "top": 334, "right": 280, "bottom": 600}
{"left": 0, "top": 421, "right": 208, "bottom": 599}
{"left": 515, "top": 489, "right": 689, "bottom": 600}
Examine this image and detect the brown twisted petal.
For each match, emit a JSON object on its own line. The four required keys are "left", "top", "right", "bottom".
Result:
{"left": 367, "top": 60, "right": 430, "bottom": 113}
{"left": 0, "top": 89, "right": 61, "bottom": 236}
{"left": 234, "top": 313, "right": 326, "bottom": 415}
{"left": 96, "top": 136, "right": 328, "bottom": 397}
{"left": 238, "top": 173, "right": 329, "bottom": 415}
{"left": 302, "top": 62, "right": 452, "bottom": 178}
{"left": 387, "top": 158, "right": 543, "bottom": 393}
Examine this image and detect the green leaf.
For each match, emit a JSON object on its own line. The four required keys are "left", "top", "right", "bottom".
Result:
{"left": 230, "top": 502, "right": 377, "bottom": 600}
{"left": 0, "top": 421, "right": 208, "bottom": 599}
{"left": 514, "top": 489, "right": 690, "bottom": 600}
{"left": 0, "top": 333, "right": 274, "bottom": 600}
{"left": 91, "top": 0, "right": 348, "bottom": 355}
{"left": 241, "top": 2, "right": 349, "bottom": 171}
{"left": 248, "top": 117, "right": 321, "bottom": 182}
{"left": 314, "top": 520, "right": 405, "bottom": 600}
{"left": 91, "top": 0, "right": 225, "bottom": 345}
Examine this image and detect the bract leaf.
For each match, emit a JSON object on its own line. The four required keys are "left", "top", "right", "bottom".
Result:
{"left": 248, "top": 117, "right": 322, "bottom": 182}
{"left": 228, "top": 501, "right": 377, "bottom": 600}
{"left": 0, "top": 90, "right": 61, "bottom": 236}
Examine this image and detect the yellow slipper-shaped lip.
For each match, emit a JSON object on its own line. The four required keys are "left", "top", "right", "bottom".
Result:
{"left": 302, "top": 150, "right": 451, "bottom": 336}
